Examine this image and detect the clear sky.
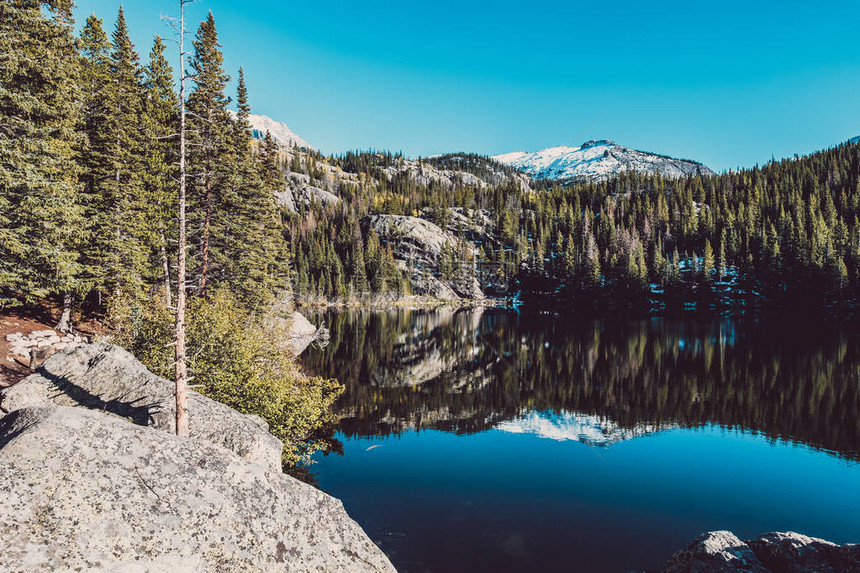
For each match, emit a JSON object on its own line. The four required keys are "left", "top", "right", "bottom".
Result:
{"left": 72, "top": 0, "right": 860, "bottom": 172}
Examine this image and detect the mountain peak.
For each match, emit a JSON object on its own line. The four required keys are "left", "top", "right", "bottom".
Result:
{"left": 580, "top": 139, "right": 616, "bottom": 148}
{"left": 228, "top": 110, "right": 315, "bottom": 151}
{"left": 492, "top": 140, "right": 714, "bottom": 182}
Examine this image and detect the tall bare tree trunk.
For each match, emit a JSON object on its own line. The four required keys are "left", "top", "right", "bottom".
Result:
{"left": 174, "top": 0, "right": 190, "bottom": 437}
{"left": 56, "top": 292, "right": 73, "bottom": 333}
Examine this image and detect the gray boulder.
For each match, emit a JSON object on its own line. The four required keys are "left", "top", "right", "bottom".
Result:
{"left": 747, "top": 532, "right": 860, "bottom": 573}
{"left": 283, "top": 311, "right": 318, "bottom": 357}
{"left": 0, "top": 406, "right": 396, "bottom": 573}
{"left": 660, "top": 530, "right": 859, "bottom": 573}
{"left": 0, "top": 343, "right": 283, "bottom": 472}
{"left": 662, "top": 531, "right": 769, "bottom": 573}
{"left": 276, "top": 172, "right": 342, "bottom": 213}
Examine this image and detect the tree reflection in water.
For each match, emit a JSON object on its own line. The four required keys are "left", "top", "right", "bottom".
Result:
{"left": 300, "top": 309, "right": 860, "bottom": 461}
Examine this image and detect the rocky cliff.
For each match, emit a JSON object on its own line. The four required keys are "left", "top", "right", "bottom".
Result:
{"left": 0, "top": 343, "right": 284, "bottom": 471}
{"left": 366, "top": 214, "right": 485, "bottom": 301}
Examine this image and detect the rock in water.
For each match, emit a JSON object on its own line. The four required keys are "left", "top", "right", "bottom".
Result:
{"left": 659, "top": 530, "right": 859, "bottom": 572}
{"left": 0, "top": 343, "right": 283, "bottom": 471}
{"left": 747, "top": 532, "right": 860, "bottom": 573}
{"left": 0, "top": 406, "right": 396, "bottom": 573}
{"left": 284, "top": 311, "right": 318, "bottom": 357}
{"left": 662, "top": 531, "right": 770, "bottom": 573}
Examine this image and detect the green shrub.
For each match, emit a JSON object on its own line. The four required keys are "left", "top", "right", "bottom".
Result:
{"left": 109, "top": 289, "right": 342, "bottom": 468}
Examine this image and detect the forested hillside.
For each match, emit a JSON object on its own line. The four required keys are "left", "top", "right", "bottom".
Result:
{"left": 2, "top": 3, "right": 288, "bottom": 320}
{"left": 0, "top": 1, "right": 338, "bottom": 468}
{"left": 286, "top": 142, "right": 860, "bottom": 312}
{"left": 3, "top": 2, "right": 858, "bottom": 325}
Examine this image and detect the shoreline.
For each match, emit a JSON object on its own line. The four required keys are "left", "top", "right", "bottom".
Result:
{"left": 297, "top": 295, "right": 515, "bottom": 311}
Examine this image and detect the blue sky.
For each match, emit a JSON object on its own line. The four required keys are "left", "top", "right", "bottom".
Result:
{"left": 73, "top": 0, "right": 860, "bottom": 171}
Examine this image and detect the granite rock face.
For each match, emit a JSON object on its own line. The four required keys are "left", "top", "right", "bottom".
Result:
{"left": 366, "top": 214, "right": 484, "bottom": 301}
{"left": 660, "top": 530, "right": 859, "bottom": 573}
{"left": 0, "top": 406, "right": 396, "bottom": 573}
{"left": 0, "top": 343, "right": 283, "bottom": 471}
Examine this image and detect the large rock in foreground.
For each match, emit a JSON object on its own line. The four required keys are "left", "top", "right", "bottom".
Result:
{"left": 0, "top": 343, "right": 283, "bottom": 471}
{"left": 660, "top": 530, "right": 859, "bottom": 573}
{"left": 0, "top": 406, "right": 396, "bottom": 573}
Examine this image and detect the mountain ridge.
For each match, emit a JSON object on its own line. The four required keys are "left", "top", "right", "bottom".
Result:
{"left": 493, "top": 140, "right": 715, "bottom": 182}
{"left": 235, "top": 111, "right": 856, "bottom": 183}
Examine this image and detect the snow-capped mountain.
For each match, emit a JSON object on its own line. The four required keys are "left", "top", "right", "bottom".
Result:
{"left": 228, "top": 110, "right": 315, "bottom": 151}
{"left": 850, "top": 136, "right": 860, "bottom": 144}
{"left": 497, "top": 410, "right": 669, "bottom": 447}
{"left": 493, "top": 140, "right": 714, "bottom": 182}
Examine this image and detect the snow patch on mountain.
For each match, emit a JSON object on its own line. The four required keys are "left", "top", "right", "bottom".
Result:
{"left": 228, "top": 110, "right": 315, "bottom": 151}
{"left": 493, "top": 140, "right": 714, "bottom": 182}
{"left": 497, "top": 410, "right": 669, "bottom": 446}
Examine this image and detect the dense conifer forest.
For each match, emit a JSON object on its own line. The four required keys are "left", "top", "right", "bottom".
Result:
{"left": 0, "top": 1, "right": 337, "bottom": 468}
{"left": 288, "top": 144, "right": 860, "bottom": 313}
{"left": 3, "top": 3, "right": 860, "bottom": 356}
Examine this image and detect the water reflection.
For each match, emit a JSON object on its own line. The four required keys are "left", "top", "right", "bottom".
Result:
{"left": 301, "top": 309, "right": 860, "bottom": 461}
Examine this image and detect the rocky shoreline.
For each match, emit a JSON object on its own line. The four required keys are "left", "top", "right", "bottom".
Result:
{"left": 0, "top": 344, "right": 395, "bottom": 572}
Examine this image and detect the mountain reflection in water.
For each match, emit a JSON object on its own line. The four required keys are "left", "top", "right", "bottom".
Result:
{"left": 301, "top": 308, "right": 860, "bottom": 460}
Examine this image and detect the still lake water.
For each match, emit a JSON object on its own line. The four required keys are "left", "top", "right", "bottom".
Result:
{"left": 300, "top": 308, "right": 860, "bottom": 573}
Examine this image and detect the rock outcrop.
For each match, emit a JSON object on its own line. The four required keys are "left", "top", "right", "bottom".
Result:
{"left": 0, "top": 405, "right": 396, "bottom": 573}
{"left": 276, "top": 172, "right": 342, "bottom": 213}
{"left": 366, "top": 214, "right": 485, "bottom": 301}
{"left": 659, "top": 530, "right": 859, "bottom": 573}
{"left": 0, "top": 343, "right": 283, "bottom": 471}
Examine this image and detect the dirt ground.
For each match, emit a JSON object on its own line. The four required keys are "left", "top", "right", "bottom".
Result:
{"left": 0, "top": 304, "right": 102, "bottom": 388}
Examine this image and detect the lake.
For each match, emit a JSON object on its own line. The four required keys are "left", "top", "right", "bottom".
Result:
{"left": 300, "top": 308, "right": 860, "bottom": 573}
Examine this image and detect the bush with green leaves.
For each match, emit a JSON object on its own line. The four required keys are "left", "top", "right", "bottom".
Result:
{"left": 109, "top": 290, "right": 342, "bottom": 467}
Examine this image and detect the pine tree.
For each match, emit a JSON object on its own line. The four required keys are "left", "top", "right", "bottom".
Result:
{"left": 0, "top": 0, "right": 86, "bottom": 331}
{"left": 221, "top": 72, "right": 291, "bottom": 309}
{"left": 141, "top": 36, "right": 178, "bottom": 306}
{"left": 106, "top": 7, "right": 149, "bottom": 299}
{"left": 350, "top": 245, "right": 370, "bottom": 296}
{"left": 78, "top": 9, "right": 149, "bottom": 303}
{"left": 703, "top": 239, "right": 715, "bottom": 282}
{"left": 187, "top": 11, "right": 231, "bottom": 298}
{"left": 718, "top": 229, "right": 727, "bottom": 281}
{"left": 77, "top": 14, "right": 113, "bottom": 294}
